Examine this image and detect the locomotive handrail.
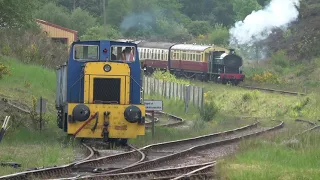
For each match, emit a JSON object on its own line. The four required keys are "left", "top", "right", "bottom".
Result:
{"left": 69, "top": 74, "right": 85, "bottom": 103}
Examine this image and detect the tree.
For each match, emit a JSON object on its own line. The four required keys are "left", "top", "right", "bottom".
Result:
{"left": 70, "top": 8, "right": 97, "bottom": 36}
{"left": 208, "top": 24, "right": 229, "bottom": 46}
{"left": 80, "top": 26, "right": 121, "bottom": 40}
{"left": 256, "top": 0, "right": 270, "bottom": 6}
{"left": 232, "top": 0, "right": 262, "bottom": 21}
{"left": 0, "top": 0, "right": 39, "bottom": 28}
{"left": 35, "top": 2, "right": 71, "bottom": 28}
{"left": 187, "top": 21, "right": 211, "bottom": 36}
{"left": 105, "top": 0, "right": 130, "bottom": 27}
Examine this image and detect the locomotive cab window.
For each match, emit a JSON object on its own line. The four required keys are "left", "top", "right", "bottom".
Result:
{"left": 110, "top": 46, "right": 136, "bottom": 62}
{"left": 74, "top": 45, "right": 99, "bottom": 61}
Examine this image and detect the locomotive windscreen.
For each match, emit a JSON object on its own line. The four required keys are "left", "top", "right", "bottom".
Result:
{"left": 223, "top": 54, "right": 242, "bottom": 67}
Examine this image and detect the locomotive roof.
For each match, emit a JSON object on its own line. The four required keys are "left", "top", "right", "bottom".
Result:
{"left": 137, "top": 41, "right": 176, "bottom": 49}
{"left": 171, "top": 44, "right": 213, "bottom": 51}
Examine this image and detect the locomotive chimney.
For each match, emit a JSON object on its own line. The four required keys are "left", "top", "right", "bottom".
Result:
{"left": 229, "top": 49, "right": 235, "bottom": 54}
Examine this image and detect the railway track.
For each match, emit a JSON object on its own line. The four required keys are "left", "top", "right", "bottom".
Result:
{"left": 78, "top": 120, "right": 283, "bottom": 179}
{"left": 1, "top": 96, "right": 284, "bottom": 179}
{"left": 0, "top": 142, "right": 96, "bottom": 180}
{"left": 293, "top": 119, "right": 319, "bottom": 137}
{"left": 62, "top": 121, "right": 280, "bottom": 179}
{"left": 145, "top": 111, "right": 185, "bottom": 128}
{"left": 0, "top": 121, "right": 261, "bottom": 179}
{"left": 77, "top": 162, "right": 216, "bottom": 180}
{"left": 239, "top": 85, "right": 306, "bottom": 96}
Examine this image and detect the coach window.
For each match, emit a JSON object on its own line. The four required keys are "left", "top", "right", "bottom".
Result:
{"left": 74, "top": 45, "right": 99, "bottom": 61}
{"left": 182, "top": 51, "right": 186, "bottom": 60}
{"left": 158, "top": 50, "right": 160, "bottom": 60}
{"left": 161, "top": 50, "right": 164, "bottom": 60}
{"left": 151, "top": 49, "right": 154, "bottom": 59}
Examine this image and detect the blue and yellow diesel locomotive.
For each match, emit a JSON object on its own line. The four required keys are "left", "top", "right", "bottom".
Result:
{"left": 55, "top": 40, "right": 146, "bottom": 145}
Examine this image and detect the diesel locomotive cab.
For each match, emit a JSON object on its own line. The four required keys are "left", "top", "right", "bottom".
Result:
{"left": 56, "top": 40, "right": 146, "bottom": 144}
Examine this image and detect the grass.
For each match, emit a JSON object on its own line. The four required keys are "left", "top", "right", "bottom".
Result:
{"left": 150, "top": 69, "right": 320, "bottom": 180}
{"left": 0, "top": 56, "right": 78, "bottom": 176}
{"left": 193, "top": 80, "right": 320, "bottom": 121}
{"left": 1, "top": 56, "right": 320, "bottom": 179}
{"left": 0, "top": 129, "right": 76, "bottom": 176}
{"left": 0, "top": 56, "right": 56, "bottom": 117}
{"left": 219, "top": 129, "right": 320, "bottom": 180}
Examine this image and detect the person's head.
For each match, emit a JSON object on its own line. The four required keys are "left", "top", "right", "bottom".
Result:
{"left": 124, "top": 47, "right": 131, "bottom": 53}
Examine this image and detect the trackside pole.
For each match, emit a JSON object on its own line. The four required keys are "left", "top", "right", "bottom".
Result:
{"left": 144, "top": 99, "right": 163, "bottom": 140}
{"left": 152, "top": 110, "right": 155, "bottom": 139}
{"left": 36, "top": 97, "right": 47, "bottom": 132}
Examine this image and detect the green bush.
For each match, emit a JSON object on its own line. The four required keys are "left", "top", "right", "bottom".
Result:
{"left": 199, "top": 101, "right": 219, "bottom": 122}
{"left": 271, "top": 50, "right": 289, "bottom": 68}
{"left": 0, "top": 29, "right": 68, "bottom": 68}
{"left": 242, "top": 90, "right": 260, "bottom": 102}
{"left": 0, "top": 63, "right": 10, "bottom": 79}
{"left": 152, "top": 69, "right": 191, "bottom": 85}
{"left": 208, "top": 24, "right": 229, "bottom": 46}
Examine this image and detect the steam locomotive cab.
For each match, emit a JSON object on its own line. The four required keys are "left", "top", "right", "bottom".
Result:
{"left": 208, "top": 49, "right": 245, "bottom": 85}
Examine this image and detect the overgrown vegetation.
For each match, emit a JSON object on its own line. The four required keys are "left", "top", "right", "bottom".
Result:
{"left": 152, "top": 70, "right": 191, "bottom": 85}
{"left": 220, "top": 129, "right": 320, "bottom": 180}
{"left": 0, "top": 29, "right": 68, "bottom": 68}
{"left": 0, "top": 63, "right": 10, "bottom": 79}
{"left": 0, "top": 57, "right": 79, "bottom": 176}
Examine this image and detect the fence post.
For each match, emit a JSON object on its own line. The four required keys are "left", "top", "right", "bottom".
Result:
{"left": 185, "top": 85, "right": 190, "bottom": 113}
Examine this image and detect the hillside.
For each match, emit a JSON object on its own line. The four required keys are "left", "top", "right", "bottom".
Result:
{"left": 267, "top": 0, "right": 320, "bottom": 60}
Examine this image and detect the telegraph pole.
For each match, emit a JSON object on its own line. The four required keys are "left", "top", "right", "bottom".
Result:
{"left": 103, "top": 0, "right": 107, "bottom": 37}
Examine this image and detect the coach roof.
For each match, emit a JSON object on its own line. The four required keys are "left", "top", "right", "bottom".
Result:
{"left": 137, "top": 41, "right": 176, "bottom": 49}
{"left": 171, "top": 44, "right": 213, "bottom": 51}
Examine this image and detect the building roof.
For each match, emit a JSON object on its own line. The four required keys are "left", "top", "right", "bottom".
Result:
{"left": 36, "top": 19, "right": 78, "bottom": 35}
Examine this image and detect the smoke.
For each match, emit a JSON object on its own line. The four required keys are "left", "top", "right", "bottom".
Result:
{"left": 229, "top": 0, "right": 301, "bottom": 47}
{"left": 120, "top": 12, "right": 154, "bottom": 31}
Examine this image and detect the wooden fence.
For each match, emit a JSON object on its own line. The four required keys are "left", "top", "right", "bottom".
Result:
{"left": 143, "top": 76, "right": 204, "bottom": 109}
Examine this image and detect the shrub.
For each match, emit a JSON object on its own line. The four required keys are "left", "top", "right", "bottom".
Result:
{"left": 292, "top": 97, "right": 310, "bottom": 112}
{"left": 271, "top": 50, "right": 289, "bottom": 68}
{"left": 242, "top": 90, "right": 260, "bottom": 102}
{"left": 0, "top": 29, "right": 68, "bottom": 68}
{"left": 251, "top": 71, "right": 281, "bottom": 84}
{"left": 152, "top": 69, "right": 191, "bottom": 85}
{"left": 0, "top": 63, "right": 10, "bottom": 79}
{"left": 199, "top": 101, "right": 219, "bottom": 122}
{"left": 207, "top": 24, "right": 229, "bottom": 46}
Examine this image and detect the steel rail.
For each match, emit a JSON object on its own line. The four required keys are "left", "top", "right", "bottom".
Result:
{"left": 171, "top": 163, "right": 216, "bottom": 180}
{"left": 239, "top": 85, "right": 306, "bottom": 96}
{"left": 0, "top": 143, "right": 95, "bottom": 180}
{"left": 295, "top": 119, "right": 317, "bottom": 126}
{"left": 73, "top": 121, "right": 258, "bottom": 169}
{"left": 1, "top": 121, "right": 258, "bottom": 179}
{"left": 145, "top": 111, "right": 185, "bottom": 128}
{"left": 73, "top": 162, "right": 216, "bottom": 180}
{"left": 80, "top": 121, "right": 283, "bottom": 178}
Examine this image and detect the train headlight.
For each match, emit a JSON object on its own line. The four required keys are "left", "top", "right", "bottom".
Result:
{"left": 103, "top": 64, "right": 111, "bottom": 72}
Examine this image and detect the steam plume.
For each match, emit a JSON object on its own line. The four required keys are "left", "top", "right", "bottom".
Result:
{"left": 229, "top": 0, "right": 301, "bottom": 46}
